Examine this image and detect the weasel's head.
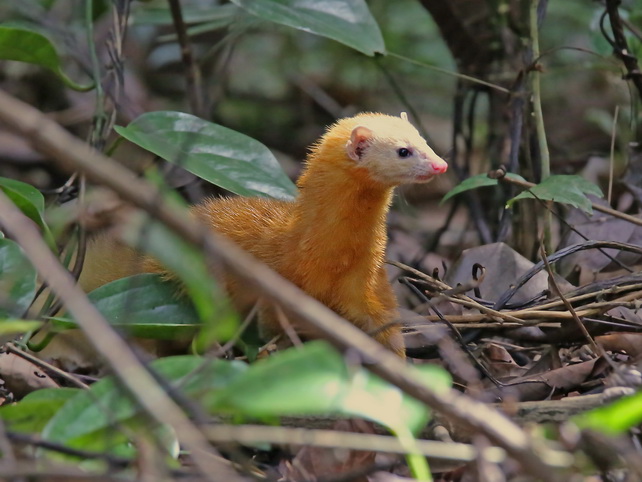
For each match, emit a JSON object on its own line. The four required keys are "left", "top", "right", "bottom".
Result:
{"left": 341, "top": 112, "right": 447, "bottom": 186}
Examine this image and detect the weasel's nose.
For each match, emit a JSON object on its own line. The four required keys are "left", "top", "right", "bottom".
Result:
{"left": 430, "top": 158, "right": 448, "bottom": 174}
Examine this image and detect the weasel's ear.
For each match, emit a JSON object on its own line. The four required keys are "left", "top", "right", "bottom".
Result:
{"left": 346, "top": 125, "right": 373, "bottom": 161}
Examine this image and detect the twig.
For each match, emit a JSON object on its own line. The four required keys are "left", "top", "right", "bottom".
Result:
{"left": 451, "top": 84, "right": 493, "bottom": 244}
{"left": 204, "top": 423, "right": 571, "bottom": 469}
{"left": 0, "top": 462, "right": 121, "bottom": 481}
{"left": 168, "top": 0, "right": 206, "bottom": 118}
{"left": 388, "top": 51, "right": 510, "bottom": 94}
{"left": 494, "top": 240, "right": 642, "bottom": 309}
{"left": 604, "top": 0, "right": 642, "bottom": 98}
{"left": 376, "top": 59, "right": 432, "bottom": 143}
{"left": 0, "top": 88, "right": 563, "bottom": 481}
{"left": 400, "top": 277, "right": 502, "bottom": 386}
{"left": 608, "top": 104, "right": 620, "bottom": 204}
{"left": 538, "top": 244, "right": 603, "bottom": 356}
{"left": 390, "top": 261, "right": 532, "bottom": 324}
{"left": 498, "top": 73, "right": 527, "bottom": 242}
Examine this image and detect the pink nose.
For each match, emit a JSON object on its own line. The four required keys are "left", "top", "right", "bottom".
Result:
{"left": 430, "top": 159, "right": 448, "bottom": 174}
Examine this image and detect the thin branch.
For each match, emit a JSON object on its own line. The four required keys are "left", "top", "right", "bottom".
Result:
{"left": 494, "top": 240, "right": 642, "bottom": 310}
{"left": 608, "top": 104, "right": 620, "bottom": 204}
{"left": 388, "top": 51, "right": 510, "bottom": 94}
{"left": 168, "top": 0, "right": 207, "bottom": 118}
{"left": 204, "top": 424, "right": 572, "bottom": 469}
{"left": 604, "top": 0, "right": 642, "bottom": 98}
{"left": 0, "top": 88, "right": 563, "bottom": 481}
{"left": 538, "top": 244, "right": 603, "bottom": 357}
{"left": 376, "top": 59, "right": 432, "bottom": 143}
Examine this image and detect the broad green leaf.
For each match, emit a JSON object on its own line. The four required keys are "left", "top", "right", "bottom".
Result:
{"left": 207, "top": 341, "right": 451, "bottom": 435}
{"left": 119, "top": 212, "right": 238, "bottom": 342}
{"left": 52, "top": 274, "right": 202, "bottom": 339}
{"left": 0, "top": 319, "right": 42, "bottom": 336}
{"left": 574, "top": 390, "right": 642, "bottom": 435}
{"left": 42, "top": 356, "right": 247, "bottom": 451}
{"left": 231, "top": 0, "right": 385, "bottom": 56}
{"left": 441, "top": 172, "right": 527, "bottom": 204}
{"left": 0, "top": 26, "right": 93, "bottom": 91}
{"left": 0, "top": 177, "right": 55, "bottom": 249}
{"left": 508, "top": 174, "right": 603, "bottom": 214}
{"left": 0, "top": 388, "right": 78, "bottom": 433}
{"left": 206, "top": 342, "right": 449, "bottom": 480}
{"left": 0, "top": 238, "right": 36, "bottom": 318}
{"left": 115, "top": 111, "right": 297, "bottom": 200}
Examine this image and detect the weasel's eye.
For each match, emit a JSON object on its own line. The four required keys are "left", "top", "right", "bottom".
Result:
{"left": 397, "top": 147, "right": 412, "bottom": 158}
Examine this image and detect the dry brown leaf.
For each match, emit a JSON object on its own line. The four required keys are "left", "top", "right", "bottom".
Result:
{"left": 494, "top": 358, "right": 599, "bottom": 402}
{"left": 596, "top": 333, "right": 642, "bottom": 359}
{"left": 280, "top": 419, "right": 378, "bottom": 482}
{"left": 481, "top": 343, "right": 527, "bottom": 379}
{"left": 558, "top": 200, "right": 642, "bottom": 282}
{"left": 445, "top": 242, "right": 556, "bottom": 305}
{"left": 0, "top": 352, "right": 59, "bottom": 398}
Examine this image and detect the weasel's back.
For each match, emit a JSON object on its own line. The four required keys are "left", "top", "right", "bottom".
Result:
{"left": 191, "top": 196, "right": 294, "bottom": 256}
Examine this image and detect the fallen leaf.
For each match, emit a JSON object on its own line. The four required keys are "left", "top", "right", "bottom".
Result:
{"left": 494, "top": 358, "right": 599, "bottom": 402}
{"left": 280, "top": 419, "right": 377, "bottom": 482}
{"left": 0, "top": 352, "right": 59, "bottom": 398}
{"left": 445, "top": 242, "right": 549, "bottom": 305}
{"left": 596, "top": 333, "right": 642, "bottom": 360}
{"left": 481, "top": 343, "right": 527, "bottom": 379}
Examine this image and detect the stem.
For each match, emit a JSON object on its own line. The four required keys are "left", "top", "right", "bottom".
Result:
{"left": 529, "top": 0, "right": 552, "bottom": 253}
{"left": 608, "top": 105, "right": 620, "bottom": 204}
{"left": 85, "top": 0, "right": 106, "bottom": 149}
{"left": 168, "top": 0, "right": 207, "bottom": 118}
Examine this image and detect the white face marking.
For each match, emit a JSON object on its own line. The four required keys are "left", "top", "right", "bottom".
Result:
{"left": 346, "top": 115, "right": 447, "bottom": 185}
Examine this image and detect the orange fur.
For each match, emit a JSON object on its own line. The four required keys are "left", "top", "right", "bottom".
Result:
{"left": 144, "top": 113, "right": 448, "bottom": 357}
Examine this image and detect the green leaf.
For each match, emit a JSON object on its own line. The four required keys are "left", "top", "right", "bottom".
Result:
{"left": 0, "top": 238, "right": 37, "bottom": 318}
{"left": 115, "top": 111, "right": 297, "bottom": 200}
{"left": 0, "top": 177, "right": 55, "bottom": 249}
{"left": 508, "top": 175, "right": 603, "bottom": 214}
{"left": 0, "top": 26, "right": 93, "bottom": 91}
{"left": 206, "top": 342, "right": 449, "bottom": 480}
{"left": 0, "top": 319, "right": 42, "bottom": 336}
{"left": 52, "top": 274, "right": 202, "bottom": 339}
{"left": 441, "top": 172, "right": 527, "bottom": 204}
{"left": 42, "top": 356, "right": 247, "bottom": 451}
{"left": 574, "top": 390, "right": 642, "bottom": 435}
{"left": 207, "top": 341, "right": 451, "bottom": 435}
{"left": 119, "top": 211, "right": 238, "bottom": 343}
{"left": 0, "top": 388, "right": 79, "bottom": 433}
{"left": 231, "top": 0, "right": 385, "bottom": 56}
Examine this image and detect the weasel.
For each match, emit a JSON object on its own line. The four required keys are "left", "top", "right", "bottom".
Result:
{"left": 142, "top": 112, "right": 447, "bottom": 357}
